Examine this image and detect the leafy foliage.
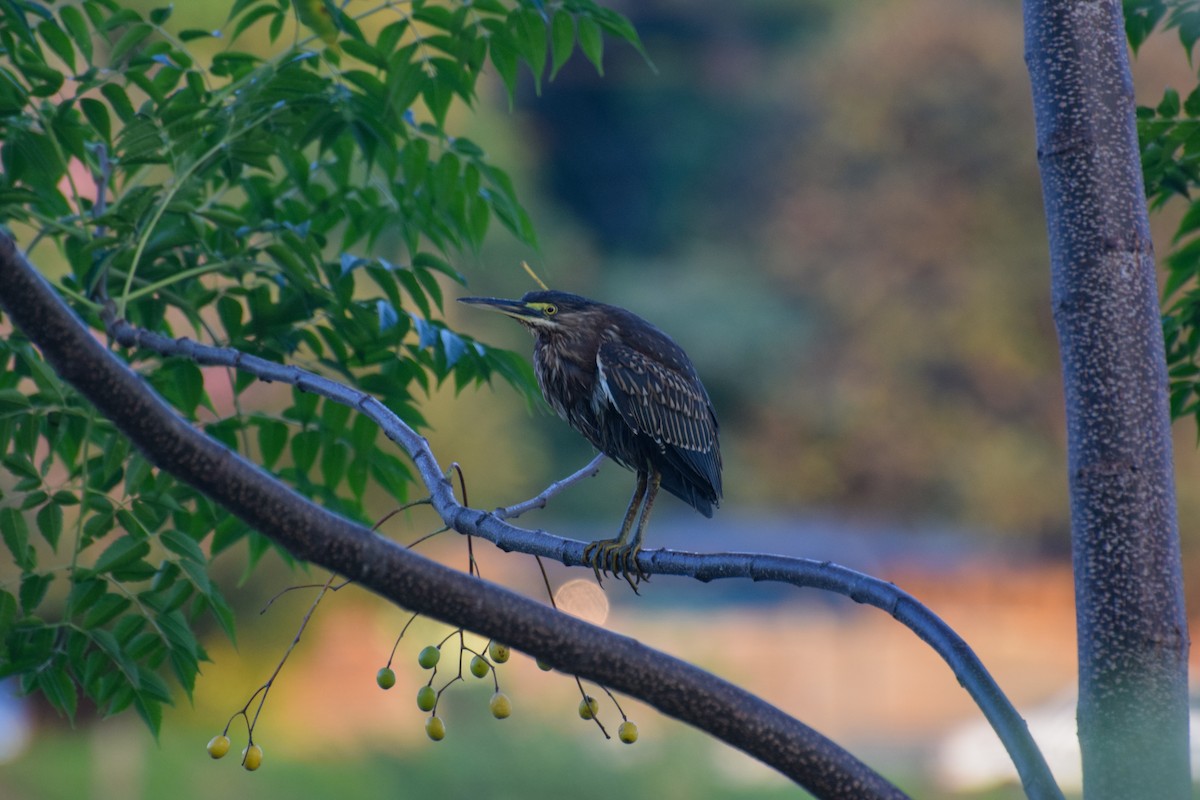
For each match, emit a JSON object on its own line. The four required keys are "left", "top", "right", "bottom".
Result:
{"left": 1129, "top": 0, "right": 1200, "bottom": 424}
{"left": 0, "top": 0, "right": 641, "bottom": 733}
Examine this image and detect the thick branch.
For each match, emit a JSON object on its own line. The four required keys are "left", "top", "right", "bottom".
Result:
{"left": 104, "top": 287, "right": 1064, "bottom": 798}
{"left": 1024, "top": 0, "right": 1191, "bottom": 796}
{"left": 0, "top": 236, "right": 907, "bottom": 797}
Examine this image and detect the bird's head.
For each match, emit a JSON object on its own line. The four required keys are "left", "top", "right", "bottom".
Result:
{"left": 457, "top": 290, "right": 600, "bottom": 335}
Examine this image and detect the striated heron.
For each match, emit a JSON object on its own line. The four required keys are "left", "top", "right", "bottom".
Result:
{"left": 459, "top": 290, "right": 722, "bottom": 587}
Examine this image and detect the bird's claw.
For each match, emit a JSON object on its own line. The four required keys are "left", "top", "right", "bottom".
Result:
{"left": 583, "top": 539, "right": 647, "bottom": 593}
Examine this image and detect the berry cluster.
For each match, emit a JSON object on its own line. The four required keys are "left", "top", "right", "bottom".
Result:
{"left": 206, "top": 734, "right": 263, "bottom": 771}
{"left": 388, "top": 637, "right": 515, "bottom": 741}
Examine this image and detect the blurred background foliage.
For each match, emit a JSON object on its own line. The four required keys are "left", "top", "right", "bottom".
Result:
{"left": 3, "top": 0, "right": 1200, "bottom": 798}
{"left": 449, "top": 0, "right": 1200, "bottom": 548}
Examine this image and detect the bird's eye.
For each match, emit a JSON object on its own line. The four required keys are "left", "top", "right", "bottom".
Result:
{"left": 544, "top": 304, "right": 557, "bottom": 316}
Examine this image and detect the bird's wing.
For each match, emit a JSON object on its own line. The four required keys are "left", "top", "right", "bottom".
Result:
{"left": 596, "top": 341, "right": 722, "bottom": 499}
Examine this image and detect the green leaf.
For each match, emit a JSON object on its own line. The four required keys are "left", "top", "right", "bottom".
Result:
{"left": 321, "top": 397, "right": 351, "bottom": 433}
{"left": 291, "top": 429, "right": 321, "bottom": 473}
{"left": 91, "top": 536, "right": 153, "bottom": 576}
{"left": 151, "top": 579, "right": 193, "bottom": 612}
{"left": 320, "top": 440, "right": 348, "bottom": 487}
{"left": 350, "top": 412, "right": 377, "bottom": 451}
{"left": 15, "top": 58, "right": 65, "bottom": 98}
{"left": 257, "top": 418, "right": 289, "bottom": 468}
{"left": 155, "top": 360, "right": 205, "bottom": 416}
{"left": 156, "top": 608, "right": 197, "bottom": 657}
{"left": 19, "top": 572, "right": 52, "bottom": 614}
{"left": 342, "top": 38, "right": 386, "bottom": 70}
{"left": 134, "top": 692, "right": 164, "bottom": 737}
{"left": 37, "top": 21, "right": 76, "bottom": 68}
{"left": 100, "top": 83, "right": 137, "bottom": 122}
{"left": 1158, "top": 87, "right": 1181, "bottom": 118}
{"left": 0, "top": 388, "right": 31, "bottom": 412}
{"left": 80, "top": 97, "right": 112, "bottom": 143}
{"left": 0, "top": 591, "right": 17, "bottom": 639}
{"left": 37, "top": 663, "right": 79, "bottom": 721}
{"left": 102, "top": 9, "right": 145, "bottom": 31}
{"left": 4, "top": 452, "right": 40, "bottom": 483}
{"left": 265, "top": 242, "right": 310, "bottom": 283}
{"left": 20, "top": 491, "right": 48, "bottom": 512}
{"left": 347, "top": 457, "right": 368, "bottom": 499}
{"left": 513, "top": 8, "right": 547, "bottom": 93}
{"left": 113, "top": 614, "right": 146, "bottom": 646}
{"left": 88, "top": 628, "right": 137, "bottom": 685}
{"left": 60, "top": 6, "right": 94, "bottom": 63}
{"left": 35, "top": 501, "right": 62, "bottom": 551}
{"left": 178, "top": 556, "right": 211, "bottom": 594}
{"left": 67, "top": 578, "right": 106, "bottom": 618}
{"left": 206, "top": 586, "right": 237, "bottom": 643}
{"left": 232, "top": 3, "right": 282, "bottom": 41}
{"left": 489, "top": 35, "right": 519, "bottom": 102}
{"left": 1173, "top": 201, "right": 1200, "bottom": 244}
{"left": 178, "top": 28, "right": 216, "bottom": 42}
{"left": 126, "top": 631, "right": 164, "bottom": 661}
{"left": 160, "top": 529, "right": 205, "bottom": 564}
{"left": 1, "top": 508, "right": 34, "bottom": 570}
{"left": 136, "top": 667, "right": 171, "bottom": 709}
{"left": 110, "top": 23, "right": 154, "bottom": 63}
{"left": 83, "top": 593, "right": 132, "bottom": 628}
{"left": 550, "top": 10, "right": 575, "bottom": 78}
{"left": 577, "top": 16, "right": 604, "bottom": 75}
{"left": 217, "top": 295, "right": 243, "bottom": 339}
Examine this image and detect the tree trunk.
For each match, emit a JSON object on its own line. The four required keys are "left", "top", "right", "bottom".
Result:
{"left": 1024, "top": 0, "right": 1191, "bottom": 796}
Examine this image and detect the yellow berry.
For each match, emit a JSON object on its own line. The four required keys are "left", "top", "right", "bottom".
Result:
{"left": 376, "top": 667, "right": 396, "bottom": 690}
{"left": 206, "top": 734, "right": 230, "bottom": 759}
{"left": 242, "top": 744, "right": 263, "bottom": 771}
{"left": 416, "top": 685, "right": 437, "bottom": 712}
{"left": 618, "top": 721, "right": 639, "bottom": 744}
{"left": 425, "top": 715, "right": 446, "bottom": 741}
{"left": 488, "top": 642, "right": 510, "bottom": 664}
{"left": 536, "top": 658, "right": 553, "bottom": 671}
{"left": 578, "top": 695, "right": 599, "bottom": 720}
{"left": 489, "top": 691, "right": 512, "bottom": 719}
{"left": 469, "top": 655, "right": 489, "bottom": 678}
{"left": 417, "top": 645, "right": 440, "bottom": 669}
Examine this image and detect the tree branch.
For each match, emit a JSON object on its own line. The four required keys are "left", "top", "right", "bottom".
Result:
{"left": 1024, "top": 1, "right": 1191, "bottom": 796}
{"left": 0, "top": 236, "right": 911, "bottom": 798}
{"left": 100, "top": 274, "right": 1063, "bottom": 798}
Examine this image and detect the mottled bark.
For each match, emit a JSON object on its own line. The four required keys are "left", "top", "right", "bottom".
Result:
{"left": 1024, "top": 0, "right": 1191, "bottom": 796}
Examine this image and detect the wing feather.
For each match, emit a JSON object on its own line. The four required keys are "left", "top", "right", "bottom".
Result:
{"left": 596, "top": 341, "right": 722, "bottom": 511}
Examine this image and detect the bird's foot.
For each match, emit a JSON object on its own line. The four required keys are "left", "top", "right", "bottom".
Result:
{"left": 583, "top": 538, "right": 647, "bottom": 593}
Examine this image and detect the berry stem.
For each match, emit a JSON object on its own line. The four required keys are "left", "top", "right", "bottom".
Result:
{"left": 386, "top": 611, "right": 422, "bottom": 669}
{"left": 227, "top": 571, "right": 337, "bottom": 741}
{"left": 574, "top": 676, "right": 609, "bottom": 739}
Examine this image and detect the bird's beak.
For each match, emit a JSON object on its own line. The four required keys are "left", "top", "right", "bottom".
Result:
{"left": 457, "top": 296, "right": 538, "bottom": 320}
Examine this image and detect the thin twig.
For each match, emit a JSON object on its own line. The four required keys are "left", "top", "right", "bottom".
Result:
{"left": 385, "top": 611, "right": 421, "bottom": 669}
{"left": 225, "top": 571, "right": 336, "bottom": 747}
{"left": 497, "top": 453, "right": 605, "bottom": 520}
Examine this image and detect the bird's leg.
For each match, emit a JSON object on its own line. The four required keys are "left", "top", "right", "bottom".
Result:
{"left": 583, "top": 469, "right": 664, "bottom": 591}
{"left": 583, "top": 469, "right": 648, "bottom": 587}
{"left": 620, "top": 469, "right": 661, "bottom": 586}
